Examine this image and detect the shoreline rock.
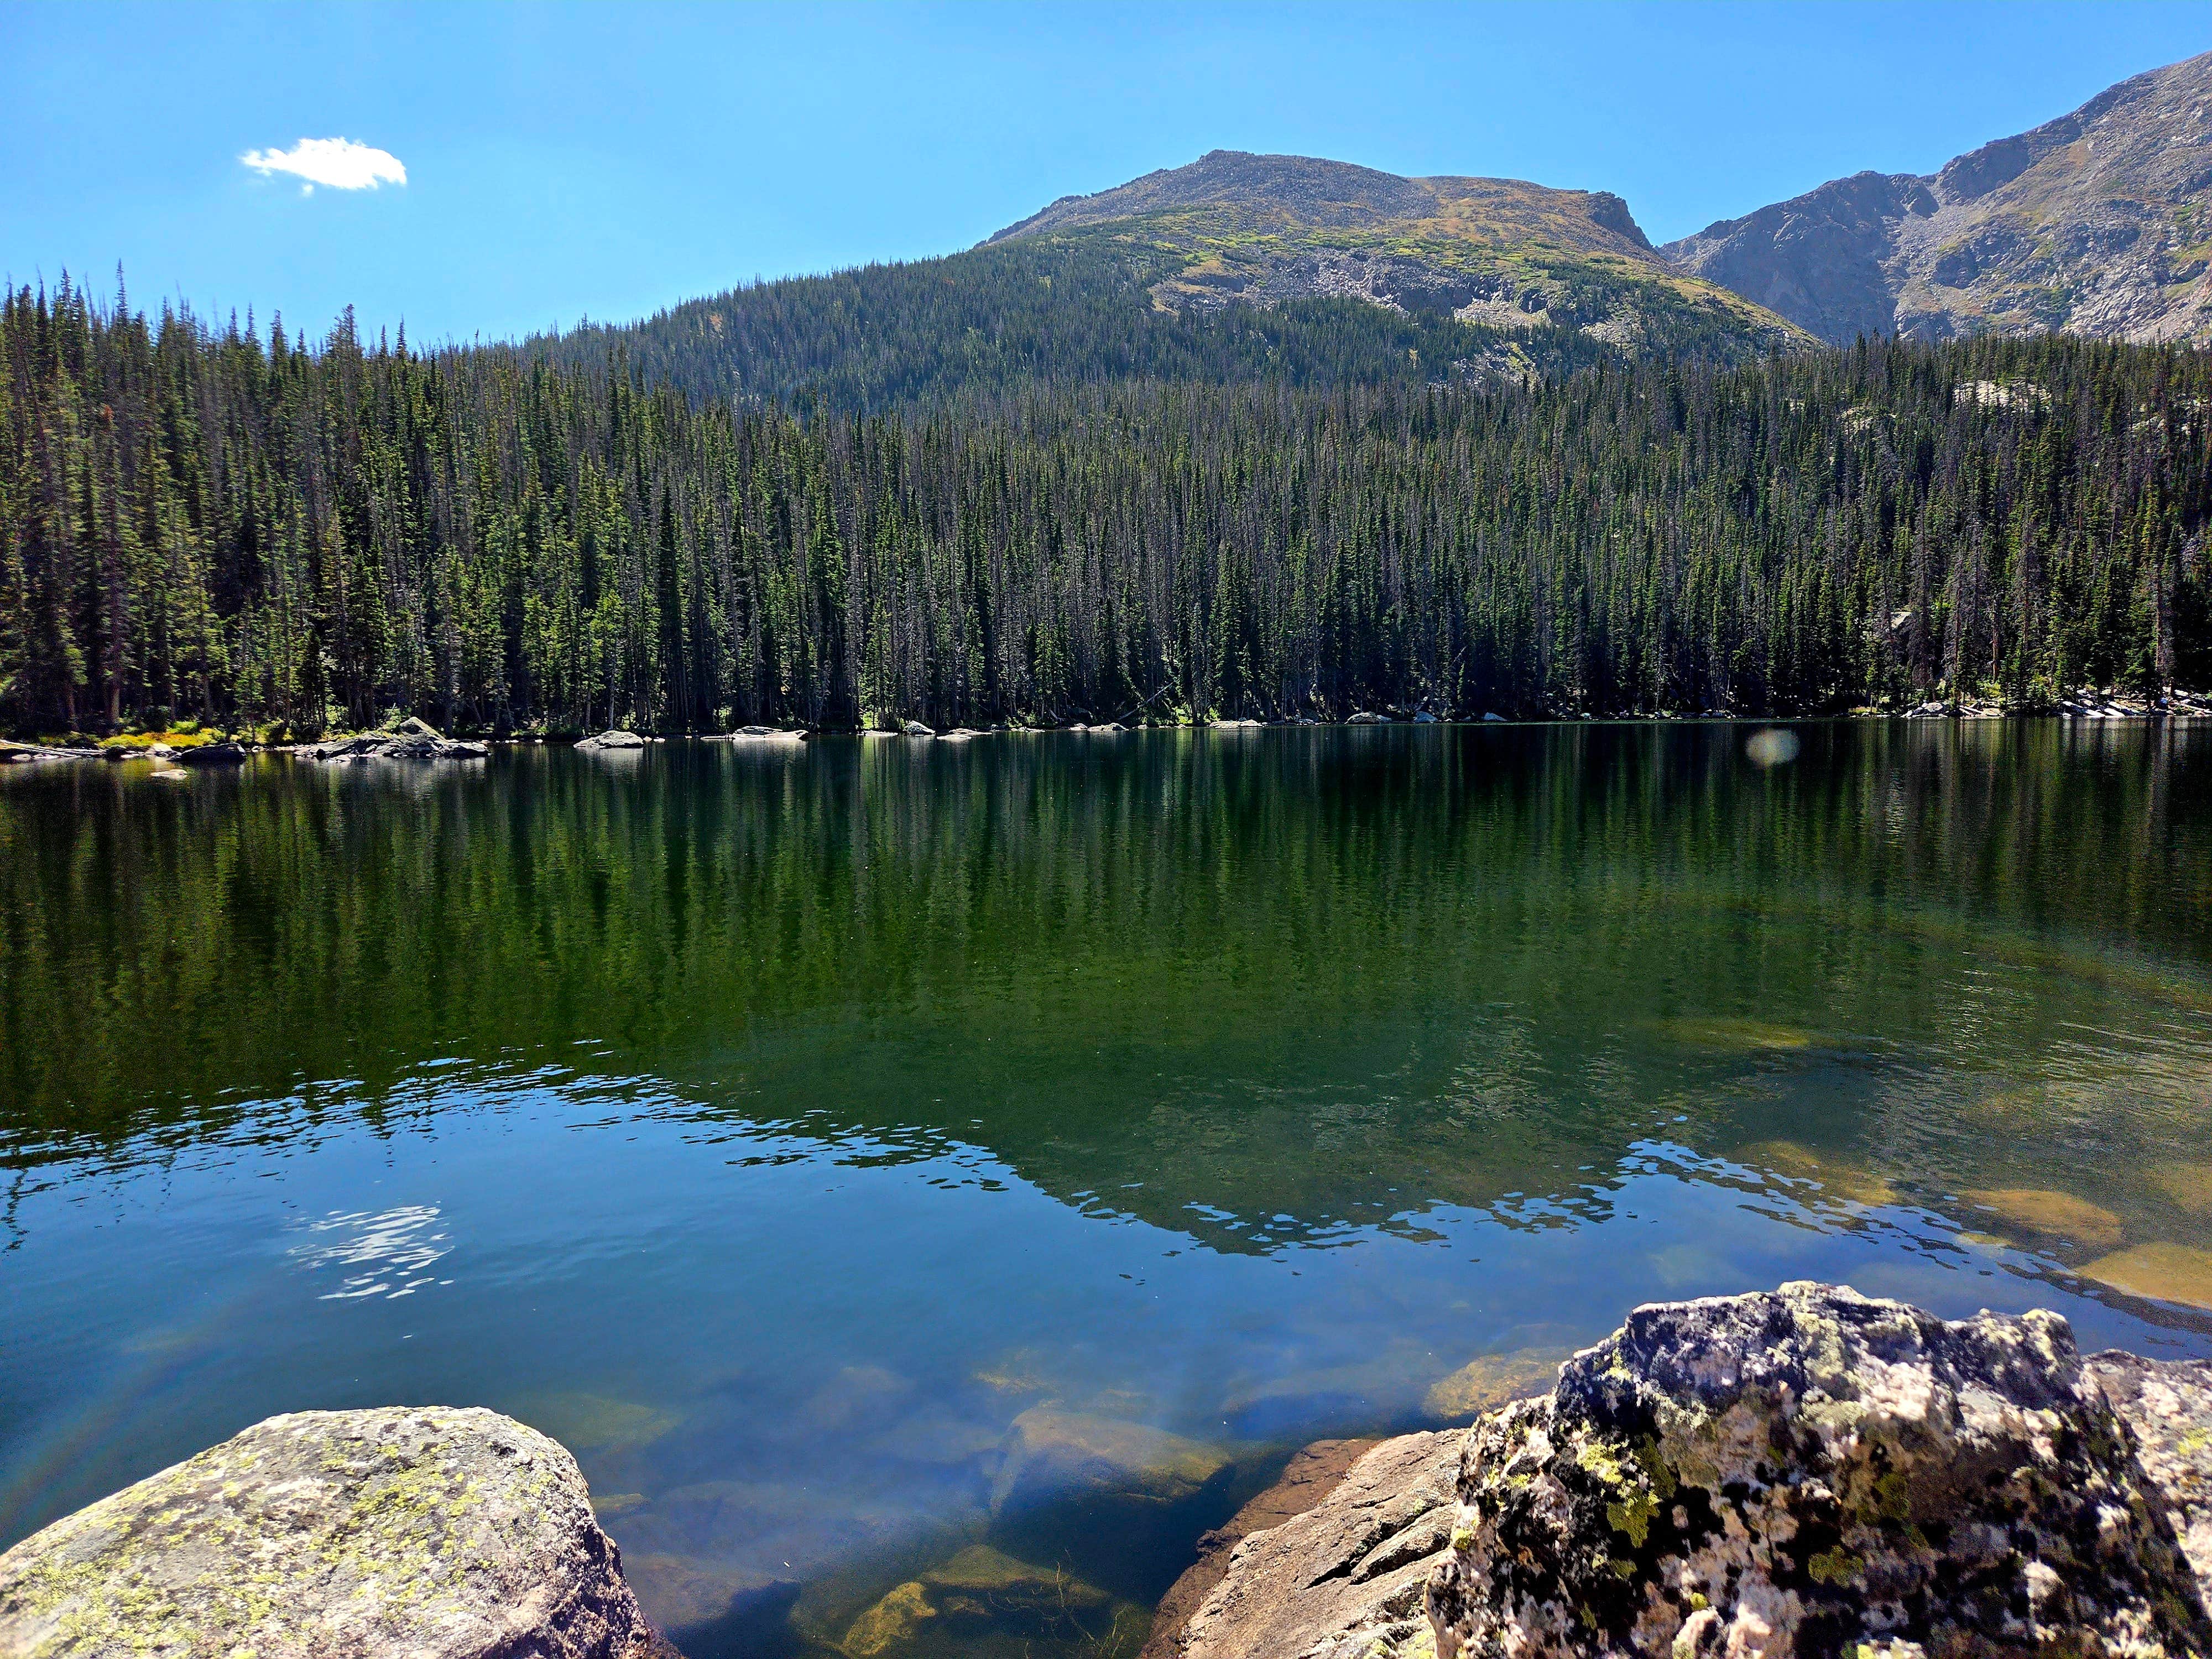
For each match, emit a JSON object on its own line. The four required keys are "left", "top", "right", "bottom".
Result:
{"left": 0, "top": 1406, "right": 682, "bottom": 1659}
{"left": 575, "top": 729, "right": 649, "bottom": 753}
{"left": 1430, "top": 1284, "right": 2210, "bottom": 1659}
{"left": 7, "top": 1289, "right": 2206, "bottom": 1659}
{"left": 298, "top": 718, "right": 489, "bottom": 762}
{"left": 1160, "top": 1284, "right": 2212, "bottom": 1659}
{"left": 1162, "top": 1433, "right": 1459, "bottom": 1659}
{"left": 1140, "top": 1439, "right": 1380, "bottom": 1659}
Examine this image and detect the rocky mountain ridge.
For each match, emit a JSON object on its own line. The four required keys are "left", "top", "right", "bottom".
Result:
{"left": 1663, "top": 50, "right": 2212, "bottom": 345}
{"left": 984, "top": 150, "right": 1814, "bottom": 363}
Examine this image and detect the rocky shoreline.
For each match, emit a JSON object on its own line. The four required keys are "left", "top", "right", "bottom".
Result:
{"left": 1156, "top": 1284, "right": 2212, "bottom": 1659}
{"left": 2, "top": 1284, "right": 2208, "bottom": 1659}
{"left": 5, "top": 695, "right": 2212, "bottom": 767}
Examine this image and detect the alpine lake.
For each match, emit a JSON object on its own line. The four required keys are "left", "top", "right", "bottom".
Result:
{"left": 4, "top": 721, "right": 2211, "bottom": 1658}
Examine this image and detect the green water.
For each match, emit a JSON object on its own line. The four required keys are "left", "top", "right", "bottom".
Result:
{"left": 3, "top": 723, "right": 2211, "bottom": 1656}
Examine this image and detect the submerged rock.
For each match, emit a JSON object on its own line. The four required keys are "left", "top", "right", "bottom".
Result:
{"left": 0, "top": 1406, "right": 679, "bottom": 1658}
{"left": 1428, "top": 1282, "right": 2211, "bottom": 1659}
{"left": 2083, "top": 1241, "right": 2212, "bottom": 1310}
{"left": 1735, "top": 1138, "right": 1898, "bottom": 1206}
{"left": 622, "top": 1552, "right": 796, "bottom": 1648}
{"left": 2152, "top": 1164, "right": 2212, "bottom": 1216}
{"left": 514, "top": 1389, "right": 680, "bottom": 1452}
{"left": 841, "top": 1545, "right": 1123, "bottom": 1658}
{"left": 1963, "top": 1185, "right": 2126, "bottom": 1248}
{"left": 1220, "top": 1344, "right": 1453, "bottom": 1436}
{"left": 1422, "top": 1345, "right": 1574, "bottom": 1420}
{"left": 991, "top": 1409, "right": 1231, "bottom": 1516}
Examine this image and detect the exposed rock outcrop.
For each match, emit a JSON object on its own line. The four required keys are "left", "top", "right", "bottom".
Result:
{"left": 0, "top": 1406, "right": 680, "bottom": 1659}
{"left": 298, "top": 719, "right": 488, "bottom": 761}
{"left": 173, "top": 742, "right": 248, "bottom": 765}
{"left": 707, "top": 726, "right": 804, "bottom": 742}
{"left": 1171, "top": 1431, "right": 1462, "bottom": 1659}
{"left": 1142, "top": 1439, "right": 1379, "bottom": 1659}
{"left": 2086, "top": 1350, "right": 2212, "bottom": 1612}
{"left": 984, "top": 150, "right": 1808, "bottom": 363}
{"left": 576, "top": 729, "right": 649, "bottom": 752}
{"left": 1665, "top": 51, "right": 2212, "bottom": 345}
{"left": 1429, "top": 1284, "right": 2211, "bottom": 1659}
{"left": 0, "top": 742, "right": 103, "bottom": 765}
{"left": 1160, "top": 1285, "right": 2212, "bottom": 1659}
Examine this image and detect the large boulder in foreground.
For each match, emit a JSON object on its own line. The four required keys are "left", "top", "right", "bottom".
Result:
{"left": 1429, "top": 1282, "right": 2211, "bottom": 1659}
{"left": 0, "top": 1406, "right": 677, "bottom": 1659}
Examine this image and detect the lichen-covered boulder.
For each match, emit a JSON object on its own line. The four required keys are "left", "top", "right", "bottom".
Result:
{"left": 1427, "top": 1282, "right": 2211, "bottom": 1659}
{"left": 0, "top": 1407, "right": 678, "bottom": 1659}
{"left": 2088, "top": 1350, "right": 2212, "bottom": 1615}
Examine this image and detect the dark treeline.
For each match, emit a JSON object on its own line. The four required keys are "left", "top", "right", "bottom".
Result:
{"left": 2, "top": 272, "right": 2207, "bottom": 737}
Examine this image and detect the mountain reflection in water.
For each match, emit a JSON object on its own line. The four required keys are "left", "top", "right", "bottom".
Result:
{"left": 3, "top": 722, "right": 2210, "bottom": 1656}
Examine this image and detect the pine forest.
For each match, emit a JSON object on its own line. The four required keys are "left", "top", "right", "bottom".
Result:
{"left": 2, "top": 272, "right": 2206, "bottom": 739}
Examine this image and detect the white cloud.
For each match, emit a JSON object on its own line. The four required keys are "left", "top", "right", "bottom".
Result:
{"left": 240, "top": 137, "right": 407, "bottom": 196}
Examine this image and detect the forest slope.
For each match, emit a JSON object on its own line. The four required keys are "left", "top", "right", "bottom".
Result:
{"left": 3, "top": 279, "right": 2205, "bottom": 739}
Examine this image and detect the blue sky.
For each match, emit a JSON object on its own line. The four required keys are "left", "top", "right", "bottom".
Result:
{"left": 4, "top": 1, "right": 2209, "bottom": 346}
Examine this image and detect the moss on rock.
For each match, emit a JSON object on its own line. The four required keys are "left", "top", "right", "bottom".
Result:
{"left": 1428, "top": 1283, "right": 2212, "bottom": 1659}
{"left": 0, "top": 1406, "right": 674, "bottom": 1659}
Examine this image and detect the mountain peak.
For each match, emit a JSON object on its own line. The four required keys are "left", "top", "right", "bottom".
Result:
{"left": 975, "top": 150, "right": 1799, "bottom": 360}
{"left": 986, "top": 150, "right": 1654, "bottom": 256}
{"left": 1663, "top": 50, "right": 2212, "bottom": 344}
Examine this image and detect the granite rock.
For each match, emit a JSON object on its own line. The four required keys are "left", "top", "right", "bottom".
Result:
{"left": 0, "top": 1406, "right": 680, "bottom": 1659}
{"left": 1173, "top": 1430, "right": 1463, "bottom": 1659}
{"left": 1428, "top": 1282, "right": 2211, "bottom": 1659}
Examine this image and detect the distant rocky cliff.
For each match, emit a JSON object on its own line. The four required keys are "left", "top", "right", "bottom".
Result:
{"left": 1665, "top": 52, "right": 2212, "bottom": 345}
